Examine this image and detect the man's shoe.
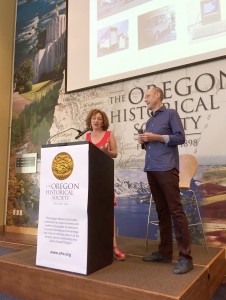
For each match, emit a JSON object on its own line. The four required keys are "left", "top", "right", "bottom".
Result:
{"left": 173, "top": 256, "right": 193, "bottom": 274}
{"left": 143, "top": 251, "right": 172, "bottom": 263}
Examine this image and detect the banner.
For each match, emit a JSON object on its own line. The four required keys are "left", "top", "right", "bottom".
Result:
{"left": 36, "top": 143, "right": 89, "bottom": 274}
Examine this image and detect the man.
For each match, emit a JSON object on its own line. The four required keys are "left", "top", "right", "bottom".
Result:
{"left": 138, "top": 86, "right": 193, "bottom": 275}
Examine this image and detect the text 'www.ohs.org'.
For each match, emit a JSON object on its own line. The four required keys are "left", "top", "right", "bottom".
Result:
{"left": 50, "top": 250, "right": 71, "bottom": 258}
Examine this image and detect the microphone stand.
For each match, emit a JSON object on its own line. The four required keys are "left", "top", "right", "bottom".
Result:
{"left": 46, "top": 128, "right": 81, "bottom": 144}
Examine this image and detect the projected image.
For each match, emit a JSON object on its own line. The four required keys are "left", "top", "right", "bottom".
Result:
{"left": 67, "top": 0, "right": 226, "bottom": 93}
{"left": 138, "top": 6, "right": 176, "bottom": 50}
{"left": 97, "top": 0, "right": 151, "bottom": 20}
{"left": 188, "top": 0, "right": 226, "bottom": 40}
{"left": 97, "top": 20, "right": 129, "bottom": 57}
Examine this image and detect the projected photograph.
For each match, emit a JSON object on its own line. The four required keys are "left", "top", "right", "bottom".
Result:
{"left": 97, "top": 0, "right": 151, "bottom": 20}
{"left": 67, "top": 0, "right": 226, "bottom": 93}
{"left": 188, "top": 0, "right": 226, "bottom": 41}
{"left": 138, "top": 6, "right": 176, "bottom": 50}
{"left": 97, "top": 20, "right": 129, "bottom": 57}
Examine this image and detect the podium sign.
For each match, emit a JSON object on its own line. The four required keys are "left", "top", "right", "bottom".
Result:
{"left": 36, "top": 141, "right": 114, "bottom": 275}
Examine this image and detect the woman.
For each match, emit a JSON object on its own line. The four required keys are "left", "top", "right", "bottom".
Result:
{"left": 85, "top": 108, "right": 126, "bottom": 261}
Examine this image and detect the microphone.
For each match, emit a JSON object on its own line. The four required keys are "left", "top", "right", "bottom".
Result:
{"left": 75, "top": 128, "right": 89, "bottom": 140}
{"left": 138, "top": 128, "right": 145, "bottom": 149}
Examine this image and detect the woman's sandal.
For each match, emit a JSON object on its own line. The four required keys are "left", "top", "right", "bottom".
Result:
{"left": 113, "top": 245, "right": 126, "bottom": 261}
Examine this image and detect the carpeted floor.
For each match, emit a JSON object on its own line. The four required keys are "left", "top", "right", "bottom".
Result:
{"left": 211, "top": 284, "right": 226, "bottom": 300}
{"left": 0, "top": 244, "right": 225, "bottom": 300}
{"left": 0, "top": 248, "right": 19, "bottom": 256}
{"left": 0, "top": 246, "right": 25, "bottom": 299}
{"left": 0, "top": 293, "right": 23, "bottom": 300}
{"left": 0, "top": 284, "right": 225, "bottom": 299}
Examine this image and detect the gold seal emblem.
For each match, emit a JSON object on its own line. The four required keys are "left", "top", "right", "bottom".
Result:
{"left": 52, "top": 152, "right": 74, "bottom": 180}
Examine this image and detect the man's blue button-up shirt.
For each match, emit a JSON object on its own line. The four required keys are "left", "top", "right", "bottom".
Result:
{"left": 144, "top": 106, "right": 185, "bottom": 172}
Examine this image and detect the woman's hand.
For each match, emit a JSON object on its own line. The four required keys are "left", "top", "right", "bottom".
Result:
{"left": 100, "top": 143, "right": 110, "bottom": 154}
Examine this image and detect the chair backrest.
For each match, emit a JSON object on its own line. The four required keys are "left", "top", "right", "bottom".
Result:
{"left": 179, "top": 154, "right": 198, "bottom": 189}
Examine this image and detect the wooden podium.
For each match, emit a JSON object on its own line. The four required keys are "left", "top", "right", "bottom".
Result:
{"left": 36, "top": 141, "right": 114, "bottom": 275}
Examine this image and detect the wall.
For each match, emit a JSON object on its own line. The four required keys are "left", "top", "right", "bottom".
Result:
{"left": 0, "top": 0, "right": 16, "bottom": 231}
{"left": 6, "top": 1, "right": 226, "bottom": 249}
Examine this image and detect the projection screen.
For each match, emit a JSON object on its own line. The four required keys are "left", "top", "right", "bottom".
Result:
{"left": 66, "top": 0, "right": 226, "bottom": 93}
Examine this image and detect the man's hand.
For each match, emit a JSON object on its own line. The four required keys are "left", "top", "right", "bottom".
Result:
{"left": 138, "top": 132, "right": 164, "bottom": 143}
